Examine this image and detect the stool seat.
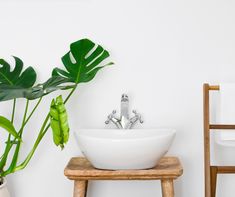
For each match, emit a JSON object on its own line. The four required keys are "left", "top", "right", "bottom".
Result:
{"left": 64, "top": 156, "right": 183, "bottom": 197}
{"left": 65, "top": 156, "right": 183, "bottom": 180}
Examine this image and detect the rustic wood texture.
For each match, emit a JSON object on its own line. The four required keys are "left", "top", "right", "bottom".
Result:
{"left": 203, "top": 84, "right": 235, "bottom": 197}
{"left": 210, "top": 167, "right": 217, "bottom": 197}
{"left": 161, "top": 179, "right": 174, "bottom": 197}
{"left": 73, "top": 181, "right": 88, "bottom": 197}
{"left": 64, "top": 157, "right": 183, "bottom": 180}
{"left": 210, "top": 124, "right": 235, "bottom": 130}
{"left": 65, "top": 157, "right": 183, "bottom": 197}
{"left": 217, "top": 166, "right": 235, "bottom": 173}
{"left": 204, "top": 83, "right": 211, "bottom": 197}
{"left": 209, "top": 85, "right": 219, "bottom": 91}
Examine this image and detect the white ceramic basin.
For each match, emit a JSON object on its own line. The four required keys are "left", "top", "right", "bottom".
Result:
{"left": 75, "top": 129, "right": 175, "bottom": 170}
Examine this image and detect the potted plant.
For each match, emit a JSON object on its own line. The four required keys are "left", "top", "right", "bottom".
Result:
{"left": 0, "top": 38, "right": 113, "bottom": 196}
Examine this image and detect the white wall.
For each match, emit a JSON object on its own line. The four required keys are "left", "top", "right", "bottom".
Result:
{"left": 1, "top": 0, "right": 235, "bottom": 196}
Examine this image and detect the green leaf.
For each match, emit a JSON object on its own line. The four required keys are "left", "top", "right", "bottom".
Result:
{"left": 49, "top": 95, "right": 69, "bottom": 149}
{"left": 0, "top": 56, "right": 37, "bottom": 101}
{"left": 0, "top": 76, "right": 74, "bottom": 101}
{"left": 0, "top": 58, "right": 74, "bottom": 101}
{"left": 0, "top": 87, "right": 28, "bottom": 101}
{"left": 0, "top": 39, "right": 113, "bottom": 102}
{"left": 24, "top": 76, "right": 75, "bottom": 100}
{"left": 0, "top": 56, "right": 36, "bottom": 88}
{"left": 52, "top": 38, "right": 113, "bottom": 84}
{"left": 0, "top": 116, "right": 19, "bottom": 139}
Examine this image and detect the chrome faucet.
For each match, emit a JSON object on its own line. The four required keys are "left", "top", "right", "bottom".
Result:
{"left": 105, "top": 94, "right": 143, "bottom": 129}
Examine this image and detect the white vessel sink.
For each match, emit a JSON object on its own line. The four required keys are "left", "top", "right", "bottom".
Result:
{"left": 75, "top": 129, "right": 175, "bottom": 170}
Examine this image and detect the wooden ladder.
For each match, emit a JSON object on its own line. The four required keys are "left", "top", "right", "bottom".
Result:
{"left": 203, "top": 83, "right": 235, "bottom": 197}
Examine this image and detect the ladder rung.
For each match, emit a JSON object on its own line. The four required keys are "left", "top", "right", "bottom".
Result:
{"left": 215, "top": 166, "right": 235, "bottom": 174}
{"left": 210, "top": 124, "right": 235, "bottom": 130}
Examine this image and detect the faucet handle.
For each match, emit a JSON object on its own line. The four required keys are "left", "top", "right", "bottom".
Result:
{"left": 105, "top": 110, "right": 117, "bottom": 124}
{"left": 132, "top": 110, "right": 144, "bottom": 123}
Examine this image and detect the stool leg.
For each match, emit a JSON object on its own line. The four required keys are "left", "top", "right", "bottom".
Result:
{"left": 161, "top": 179, "right": 174, "bottom": 197}
{"left": 73, "top": 180, "right": 88, "bottom": 197}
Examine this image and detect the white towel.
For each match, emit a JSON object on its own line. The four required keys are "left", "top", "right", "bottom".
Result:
{"left": 216, "top": 83, "right": 235, "bottom": 145}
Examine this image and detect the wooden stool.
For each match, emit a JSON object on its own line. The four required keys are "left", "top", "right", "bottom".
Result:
{"left": 64, "top": 157, "right": 183, "bottom": 197}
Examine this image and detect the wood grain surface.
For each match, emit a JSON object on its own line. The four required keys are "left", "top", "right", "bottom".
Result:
{"left": 161, "top": 179, "right": 174, "bottom": 197}
{"left": 73, "top": 181, "right": 87, "bottom": 197}
{"left": 64, "top": 156, "right": 183, "bottom": 180}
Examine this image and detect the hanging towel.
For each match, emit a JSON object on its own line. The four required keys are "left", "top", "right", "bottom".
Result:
{"left": 216, "top": 83, "right": 235, "bottom": 145}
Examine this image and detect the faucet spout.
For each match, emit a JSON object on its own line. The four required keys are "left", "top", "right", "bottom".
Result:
{"left": 121, "top": 94, "right": 129, "bottom": 120}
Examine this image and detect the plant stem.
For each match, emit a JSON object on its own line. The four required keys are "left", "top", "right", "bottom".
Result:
{"left": 0, "top": 97, "right": 43, "bottom": 177}
{"left": 11, "top": 99, "right": 16, "bottom": 123}
{"left": 64, "top": 85, "right": 77, "bottom": 104}
{"left": 0, "top": 97, "right": 43, "bottom": 164}
{"left": 22, "top": 99, "right": 29, "bottom": 127}
{"left": 12, "top": 86, "right": 77, "bottom": 174}
{"left": 24, "top": 97, "right": 42, "bottom": 126}
{"left": 0, "top": 99, "right": 16, "bottom": 173}
{"left": 12, "top": 117, "right": 50, "bottom": 173}
{"left": 2, "top": 100, "right": 29, "bottom": 175}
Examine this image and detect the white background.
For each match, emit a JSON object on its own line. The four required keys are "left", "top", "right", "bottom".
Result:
{"left": 0, "top": 0, "right": 235, "bottom": 196}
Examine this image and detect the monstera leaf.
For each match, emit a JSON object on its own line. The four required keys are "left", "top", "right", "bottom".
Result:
{"left": 0, "top": 57, "right": 75, "bottom": 101}
{"left": 49, "top": 95, "right": 69, "bottom": 149}
{"left": 52, "top": 38, "right": 113, "bottom": 84}
{"left": 0, "top": 57, "right": 37, "bottom": 101}
{"left": 0, "top": 39, "right": 113, "bottom": 101}
{"left": 24, "top": 76, "right": 74, "bottom": 100}
{"left": 0, "top": 56, "right": 36, "bottom": 88}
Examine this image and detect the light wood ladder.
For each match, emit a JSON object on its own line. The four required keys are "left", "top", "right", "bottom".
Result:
{"left": 203, "top": 83, "right": 235, "bottom": 197}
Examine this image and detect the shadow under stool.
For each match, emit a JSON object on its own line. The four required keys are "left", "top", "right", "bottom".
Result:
{"left": 64, "top": 157, "right": 183, "bottom": 197}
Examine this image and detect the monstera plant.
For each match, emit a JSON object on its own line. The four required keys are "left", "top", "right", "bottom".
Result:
{"left": 0, "top": 39, "right": 113, "bottom": 190}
